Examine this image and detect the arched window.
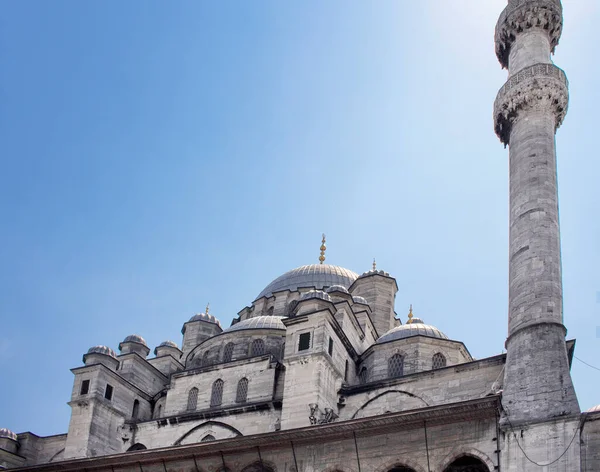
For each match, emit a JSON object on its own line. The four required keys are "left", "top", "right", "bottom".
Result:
{"left": 132, "top": 399, "right": 140, "bottom": 419}
{"left": 187, "top": 387, "right": 198, "bottom": 411}
{"left": 359, "top": 367, "right": 368, "bottom": 384}
{"left": 388, "top": 354, "right": 405, "bottom": 378}
{"left": 127, "top": 443, "right": 147, "bottom": 452}
{"left": 432, "top": 352, "right": 447, "bottom": 370}
{"left": 210, "top": 379, "right": 224, "bottom": 407}
{"left": 267, "top": 306, "right": 274, "bottom": 316}
{"left": 202, "top": 350, "right": 211, "bottom": 367}
{"left": 250, "top": 339, "right": 265, "bottom": 356}
{"left": 236, "top": 377, "right": 249, "bottom": 403}
{"left": 443, "top": 456, "right": 490, "bottom": 472}
{"left": 201, "top": 434, "right": 215, "bottom": 442}
{"left": 223, "top": 343, "right": 235, "bottom": 363}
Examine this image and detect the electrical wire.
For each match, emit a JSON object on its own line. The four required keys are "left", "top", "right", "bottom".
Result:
{"left": 575, "top": 355, "right": 600, "bottom": 372}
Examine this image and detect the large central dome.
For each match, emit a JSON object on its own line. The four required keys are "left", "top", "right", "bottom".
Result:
{"left": 256, "top": 264, "right": 359, "bottom": 300}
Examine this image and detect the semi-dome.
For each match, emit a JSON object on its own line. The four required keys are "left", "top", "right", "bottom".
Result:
{"left": 224, "top": 315, "right": 286, "bottom": 333}
{"left": 121, "top": 334, "right": 147, "bottom": 346}
{"left": 256, "top": 264, "right": 359, "bottom": 300}
{"left": 86, "top": 345, "right": 117, "bottom": 359}
{"left": 352, "top": 295, "right": 369, "bottom": 305}
{"left": 377, "top": 318, "right": 448, "bottom": 344}
{"left": 326, "top": 285, "right": 350, "bottom": 294}
{"left": 300, "top": 290, "right": 332, "bottom": 302}
{"left": 0, "top": 428, "right": 17, "bottom": 441}
{"left": 189, "top": 312, "right": 221, "bottom": 327}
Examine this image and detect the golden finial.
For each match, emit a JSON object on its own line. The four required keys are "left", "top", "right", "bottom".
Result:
{"left": 407, "top": 304, "right": 414, "bottom": 324}
{"left": 319, "top": 234, "right": 327, "bottom": 264}
{"left": 373, "top": 258, "right": 377, "bottom": 271}
{"left": 205, "top": 303, "right": 210, "bottom": 315}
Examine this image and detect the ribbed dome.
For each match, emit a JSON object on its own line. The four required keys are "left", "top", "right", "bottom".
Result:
{"left": 158, "top": 340, "right": 178, "bottom": 349}
{"left": 0, "top": 428, "right": 17, "bottom": 441}
{"left": 122, "top": 334, "right": 147, "bottom": 346}
{"left": 377, "top": 318, "right": 448, "bottom": 343}
{"left": 256, "top": 264, "right": 359, "bottom": 300}
{"left": 224, "top": 316, "right": 286, "bottom": 333}
{"left": 587, "top": 404, "right": 600, "bottom": 413}
{"left": 352, "top": 296, "right": 369, "bottom": 305}
{"left": 189, "top": 312, "right": 221, "bottom": 327}
{"left": 360, "top": 268, "right": 390, "bottom": 277}
{"left": 87, "top": 345, "right": 117, "bottom": 358}
{"left": 300, "top": 290, "right": 332, "bottom": 302}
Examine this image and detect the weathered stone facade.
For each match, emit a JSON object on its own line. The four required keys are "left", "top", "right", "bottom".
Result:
{"left": 1, "top": 1, "right": 597, "bottom": 471}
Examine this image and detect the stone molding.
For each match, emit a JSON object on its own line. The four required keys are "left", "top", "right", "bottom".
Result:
{"left": 495, "top": 0, "right": 563, "bottom": 68}
{"left": 494, "top": 62, "right": 568, "bottom": 145}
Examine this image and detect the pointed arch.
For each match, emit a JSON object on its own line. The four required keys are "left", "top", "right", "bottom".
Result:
{"left": 432, "top": 352, "right": 447, "bottom": 370}
{"left": 201, "top": 434, "right": 215, "bottom": 442}
{"left": 388, "top": 354, "right": 405, "bottom": 378}
{"left": 211, "top": 379, "right": 224, "bottom": 407}
{"left": 223, "top": 342, "right": 235, "bottom": 363}
{"left": 438, "top": 448, "right": 494, "bottom": 472}
{"left": 236, "top": 377, "right": 249, "bottom": 403}
{"left": 187, "top": 387, "right": 199, "bottom": 411}
{"left": 173, "top": 420, "right": 243, "bottom": 446}
{"left": 250, "top": 338, "right": 265, "bottom": 356}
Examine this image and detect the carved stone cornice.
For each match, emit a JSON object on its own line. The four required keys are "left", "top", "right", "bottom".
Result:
{"left": 495, "top": 0, "right": 563, "bottom": 68}
{"left": 494, "top": 62, "right": 568, "bottom": 145}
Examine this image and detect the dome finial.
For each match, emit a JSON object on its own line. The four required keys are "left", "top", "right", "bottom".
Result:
{"left": 319, "top": 234, "right": 327, "bottom": 264}
{"left": 205, "top": 302, "right": 210, "bottom": 315}
{"left": 372, "top": 258, "right": 377, "bottom": 271}
{"left": 407, "top": 304, "right": 414, "bottom": 324}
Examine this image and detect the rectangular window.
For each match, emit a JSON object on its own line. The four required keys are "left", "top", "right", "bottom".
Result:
{"left": 298, "top": 332, "right": 311, "bottom": 351}
{"left": 328, "top": 337, "right": 334, "bottom": 356}
{"left": 104, "top": 384, "right": 114, "bottom": 401}
{"left": 80, "top": 379, "right": 90, "bottom": 395}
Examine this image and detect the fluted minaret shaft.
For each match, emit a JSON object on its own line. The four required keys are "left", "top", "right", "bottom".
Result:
{"left": 494, "top": 0, "right": 579, "bottom": 426}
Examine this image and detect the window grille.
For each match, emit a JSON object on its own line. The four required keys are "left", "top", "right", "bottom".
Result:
{"left": 201, "top": 434, "right": 215, "bottom": 442}
{"left": 210, "top": 379, "right": 224, "bottom": 407}
{"left": 359, "top": 367, "right": 368, "bottom": 384}
{"left": 236, "top": 377, "right": 249, "bottom": 403}
{"left": 432, "top": 353, "right": 447, "bottom": 370}
{"left": 388, "top": 354, "right": 405, "bottom": 378}
{"left": 80, "top": 379, "right": 90, "bottom": 395}
{"left": 187, "top": 387, "right": 198, "bottom": 411}
{"left": 223, "top": 343, "right": 234, "bottom": 363}
{"left": 250, "top": 339, "right": 265, "bottom": 356}
{"left": 298, "top": 332, "right": 311, "bottom": 351}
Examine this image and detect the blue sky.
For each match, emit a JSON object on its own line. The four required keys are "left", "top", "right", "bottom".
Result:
{"left": 1, "top": 1, "right": 598, "bottom": 436}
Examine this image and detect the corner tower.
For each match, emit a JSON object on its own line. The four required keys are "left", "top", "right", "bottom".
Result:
{"left": 494, "top": 0, "right": 579, "bottom": 425}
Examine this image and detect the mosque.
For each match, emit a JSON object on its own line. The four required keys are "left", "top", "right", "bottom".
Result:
{"left": 2, "top": 0, "right": 600, "bottom": 471}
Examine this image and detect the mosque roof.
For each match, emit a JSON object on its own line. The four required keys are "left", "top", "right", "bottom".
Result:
{"left": 256, "top": 264, "right": 359, "bottom": 300}
{"left": 377, "top": 318, "right": 448, "bottom": 344}
{"left": 86, "top": 345, "right": 117, "bottom": 359}
{"left": 0, "top": 428, "right": 17, "bottom": 441}
{"left": 223, "top": 315, "right": 286, "bottom": 333}
{"left": 189, "top": 312, "right": 221, "bottom": 327}
{"left": 121, "top": 334, "right": 147, "bottom": 347}
{"left": 158, "top": 340, "right": 179, "bottom": 349}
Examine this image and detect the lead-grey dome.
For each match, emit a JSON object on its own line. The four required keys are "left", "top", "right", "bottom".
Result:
{"left": 256, "top": 264, "right": 359, "bottom": 300}
{"left": 352, "top": 295, "right": 369, "bottom": 305}
{"left": 224, "top": 316, "right": 286, "bottom": 333}
{"left": 87, "top": 345, "right": 117, "bottom": 358}
{"left": 0, "top": 428, "right": 17, "bottom": 441}
{"left": 377, "top": 318, "right": 448, "bottom": 343}
{"left": 326, "top": 285, "right": 350, "bottom": 294}
{"left": 300, "top": 290, "right": 332, "bottom": 302}
{"left": 587, "top": 404, "right": 600, "bottom": 413}
{"left": 122, "top": 334, "right": 147, "bottom": 346}
{"left": 189, "top": 312, "right": 221, "bottom": 327}
{"left": 158, "top": 340, "right": 178, "bottom": 349}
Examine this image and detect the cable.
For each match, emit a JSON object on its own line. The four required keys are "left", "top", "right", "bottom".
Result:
{"left": 575, "top": 355, "right": 600, "bottom": 372}
{"left": 502, "top": 404, "right": 582, "bottom": 467}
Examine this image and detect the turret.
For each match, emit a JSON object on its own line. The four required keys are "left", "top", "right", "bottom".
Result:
{"left": 118, "top": 334, "right": 150, "bottom": 358}
{"left": 493, "top": 0, "right": 579, "bottom": 426}
{"left": 181, "top": 306, "right": 223, "bottom": 359}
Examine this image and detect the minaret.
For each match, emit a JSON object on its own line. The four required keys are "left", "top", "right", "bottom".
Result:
{"left": 494, "top": 0, "right": 579, "bottom": 425}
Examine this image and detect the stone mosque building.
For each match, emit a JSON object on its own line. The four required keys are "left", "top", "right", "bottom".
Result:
{"left": 2, "top": 0, "right": 600, "bottom": 471}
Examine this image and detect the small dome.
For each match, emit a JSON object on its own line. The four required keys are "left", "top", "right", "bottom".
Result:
{"left": 158, "top": 340, "right": 179, "bottom": 349}
{"left": 377, "top": 319, "right": 448, "bottom": 343}
{"left": 223, "top": 315, "right": 286, "bottom": 333}
{"left": 122, "top": 334, "right": 147, "bottom": 347}
{"left": 326, "top": 285, "right": 350, "bottom": 294}
{"left": 256, "top": 264, "right": 359, "bottom": 300}
{"left": 300, "top": 290, "right": 332, "bottom": 302}
{"left": 587, "top": 404, "right": 600, "bottom": 413}
{"left": 87, "top": 345, "right": 117, "bottom": 358}
{"left": 352, "top": 295, "right": 369, "bottom": 305}
{"left": 0, "top": 428, "right": 17, "bottom": 441}
{"left": 189, "top": 312, "right": 221, "bottom": 327}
